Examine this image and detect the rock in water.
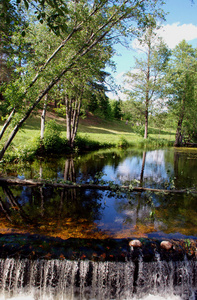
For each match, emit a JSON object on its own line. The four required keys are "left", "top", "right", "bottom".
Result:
{"left": 160, "top": 241, "right": 173, "bottom": 250}
{"left": 129, "top": 239, "right": 142, "bottom": 248}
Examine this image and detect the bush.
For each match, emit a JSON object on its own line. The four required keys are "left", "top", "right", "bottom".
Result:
{"left": 43, "top": 120, "right": 63, "bottom": 153}
{"left": 116, "top": 136, "right": 129, "bottom": 148}
{"left": 133, "top": 125, "right": 145, "bottom": 137}
{"left": 139, "top": 137, "right": 173, "bottom": 148}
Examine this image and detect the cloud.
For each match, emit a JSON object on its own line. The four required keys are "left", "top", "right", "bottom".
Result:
{"left": 132, "top": 23, "right": 197, "bottom": 50}
{"left": 157, "top": 22, "right": 197, "bottom": 48}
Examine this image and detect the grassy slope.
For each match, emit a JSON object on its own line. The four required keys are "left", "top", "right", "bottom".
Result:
{"left": 0, "top": 111, "right": 175, "bottom": 150}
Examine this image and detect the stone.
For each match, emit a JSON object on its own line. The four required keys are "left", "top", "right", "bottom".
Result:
{"left": 129, "top": 239, "right": 142, "bottom": 248}
{"left": 160, "top": 241, "right": 173, "bottom": 250}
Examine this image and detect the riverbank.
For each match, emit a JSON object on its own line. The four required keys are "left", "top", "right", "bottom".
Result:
{"left": 0, "top": 111, "right": 175, "bottom": 161}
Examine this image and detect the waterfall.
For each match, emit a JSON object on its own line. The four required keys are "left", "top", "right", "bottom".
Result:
{"left": 0, "top": 257, "right": 196, "bottom": 300}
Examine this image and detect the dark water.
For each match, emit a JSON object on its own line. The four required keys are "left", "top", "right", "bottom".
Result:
{"left": 0, "top": 147, "right": 196, "bottom": 240}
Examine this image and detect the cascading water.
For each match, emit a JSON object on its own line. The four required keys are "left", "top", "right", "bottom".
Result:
{"left": 0, "top": 256, "right": 196, "bottom": 300}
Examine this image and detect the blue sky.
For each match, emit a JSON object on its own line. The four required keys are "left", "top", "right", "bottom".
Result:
{"left": 107, "top": 0, "right": 197, "bottom": 99}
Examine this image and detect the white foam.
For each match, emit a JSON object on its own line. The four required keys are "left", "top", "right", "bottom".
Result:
{"left": 0, "top": 297, "right": 34, "bottom": 300}
{"left": 0, "top": 294, "right": 182, "bottom": 300}
{"left": 138, "top": 295, "right": 181, "bottom": 300}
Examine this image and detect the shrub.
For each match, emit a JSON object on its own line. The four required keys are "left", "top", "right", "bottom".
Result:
{"left": 43, "top": 120, "right": 63, "bottom": 153}
{"left": 133, "top": 125, "right": 145, "bottom": 137}
{"left": 116, "top": 136, "right": 129, "bottom": 148}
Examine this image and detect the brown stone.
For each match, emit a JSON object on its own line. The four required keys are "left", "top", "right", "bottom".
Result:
{"left": 129, "top": 239, "right": 142, "bottom": 248}
{"left": 160, "top": 241, "right": 173, "bottom": 250}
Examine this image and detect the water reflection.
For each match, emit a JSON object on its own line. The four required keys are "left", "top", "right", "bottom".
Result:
{"left": 0, "top": 148, "right": 196, "bottom": 239}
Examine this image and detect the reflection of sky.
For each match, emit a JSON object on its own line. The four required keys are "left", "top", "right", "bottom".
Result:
{"left": 12, "top": 149, "right": 196, "bottom": 239}
{"left": 102, "top": 150, "right": 170, "bottom": 188}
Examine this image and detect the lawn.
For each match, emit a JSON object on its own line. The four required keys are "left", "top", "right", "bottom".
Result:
{"left": 0, "top": 111, "right": 175, "bottom": 153}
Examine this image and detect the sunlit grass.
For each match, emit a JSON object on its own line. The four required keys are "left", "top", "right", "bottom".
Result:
{"left": 0, "top": 112, "right": 175, "bottom": 154}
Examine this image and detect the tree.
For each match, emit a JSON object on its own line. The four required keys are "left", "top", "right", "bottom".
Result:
{"left": 0, "top": 0, "right": 165, "bottom": 159}
{"left": 111, "top": 100, "right": 122, "bottom": 120}
{"left": 0, "top": 0, "right": 30, "bottom": 139}
{"left": 87, "top": 74, "right": 112, "bottom": 119}
{"left": 165, "top": 40, "right": 197, "bottom": 146}
{"left": 124, "top": 26, "right": 170, "bottom": 138}
{"left": 57, "top": 44, "right": 113, "bottom": 148}
{"left": 1, "top": 0, "right": 68, "bottom": 36}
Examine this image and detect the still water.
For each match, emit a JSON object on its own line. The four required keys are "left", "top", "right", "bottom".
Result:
{"left": 0, "top": 147, "right": 196, "bottom": 240}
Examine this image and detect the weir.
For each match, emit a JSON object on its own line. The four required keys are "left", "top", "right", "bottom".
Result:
{"left": 0, "top": 235, "right": 196, "bottom": 299}
{"left": 0, "top": 254, "right": 196, "bottom": 299}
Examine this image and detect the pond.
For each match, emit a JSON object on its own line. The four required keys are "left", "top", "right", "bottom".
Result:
{"left": 0, "top": 147, "right": 196, "bottom": 240}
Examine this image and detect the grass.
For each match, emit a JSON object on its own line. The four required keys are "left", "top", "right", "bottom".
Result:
{"left": 0, "top": 111, "right": 176, "bottom": 159}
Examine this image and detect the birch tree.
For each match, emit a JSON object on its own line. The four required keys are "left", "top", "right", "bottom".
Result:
{"left": 0, "top": 0, "right": 165, "bottom": 159}
{"left": 124, "top": 27, "right": 170, "bottom": 139}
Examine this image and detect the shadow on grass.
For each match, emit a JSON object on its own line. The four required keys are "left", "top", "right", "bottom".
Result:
{"left": 149, "top": 127, "right": 175, "bottom": 136}
{"left": 24, "top": 116, "right": 67, "bottom": 131}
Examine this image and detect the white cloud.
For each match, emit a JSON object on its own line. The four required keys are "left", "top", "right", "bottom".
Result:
{"left": 132, "top": 23, "right": 197, "bottom": 50}
{"left": 157, "top": 22, "right": 197, "bottom": 48}
{"left": 108, "top": 23, "right": 197, "bottom": 100}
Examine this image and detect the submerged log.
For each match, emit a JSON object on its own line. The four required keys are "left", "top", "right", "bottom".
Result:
{"left": 0, "top": 177, "right": 196, "bottom": 194}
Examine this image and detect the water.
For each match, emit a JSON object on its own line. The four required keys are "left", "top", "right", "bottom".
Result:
{"left": 0, "top": 148, "right": 196, "bottom": 299}
{"left": 0, "top": 257, "right": 196, "bottom": 300}
{"left": 0, "top": 148, "right": 196, "bottom": 240}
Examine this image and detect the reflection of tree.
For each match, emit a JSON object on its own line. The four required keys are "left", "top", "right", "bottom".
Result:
{"left": 0, "top": 186, "right": 33, "bottom": 224}
{"left": 59, "top": 157, "right": 76, "bottom": 220}
{"left": 173, "top": 150, "right": 197, "bottom": 190}
{"left": 0, "top": 180, "right": 105, "bottom": 238}
{"left": 114, "top": 152, "right": 156, "bottom": 234}
{"left": 155, "top": 193, "right": 197, "bottom": 236}
{"left": 39, "top": 165, "right": 44, "bottom": 217}
{"left": 64, "top": 157, "right": 76, "bottom": 182}
{"left": 140, "top": 151, "right": 146, "bottom": 185}
{"left": 174, "top": 151, "right": 180, "bottom": 189}
{"left": 79, "top": 151, "right": 130, "bottom": 181}
{"left": 134, "top": 151, "right": 146, "bottom": 230}
{"left": 0, "top": 196, "right": 12, "bottom": 222}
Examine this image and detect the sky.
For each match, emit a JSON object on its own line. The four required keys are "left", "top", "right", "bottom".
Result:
{"left": 107, "top": 0, "right": 197, "bottom": 100}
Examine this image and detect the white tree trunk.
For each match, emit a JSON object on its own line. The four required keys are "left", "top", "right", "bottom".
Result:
{"left": 40, "top": 94, "right": 48, "bottom": 140}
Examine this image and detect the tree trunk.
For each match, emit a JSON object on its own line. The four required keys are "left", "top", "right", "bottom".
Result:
{"left": 65, "top": 92, "right": 82, "bottom": 149}
{"left": 174, "top": 119, "right": 183, "bottom": 147}
{"left": 0, "top": 177, "right": 194, "bottom": 194}
{"left": 65, "top": 95, "right": 72, "bottom": 146}
{"left": 0, "top": 10, "right": 128, "bottom": 160}
{"left": 144, "top": 105, "right": 148, "bottom": 139}
{"left": 70, "top": 98, "right": 82, "bottom": 148}
{"left": 40, "top": 94, "right": 48, "bottom": 140}
{"left": 174, "top": 98, "right": 185, "bottom": 147}
{"left": 144, "top": 42, "right": 150, "bottom": 139}
{"left": 0, "top": 108, "right": 15, "bottom": 141}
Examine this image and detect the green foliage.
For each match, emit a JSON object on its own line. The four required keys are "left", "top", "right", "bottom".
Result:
{"left": 116, "top": 136, "right": 130, "bottom": 148}
{"left": 164, "top": 40, "right": 197, "bottom": 145}
{"left": 139, "top": 137, "right": 173, "bottom": 148}
{"left": 43, "top": 120, "right": 64, "bottom": 153}
{"left": 0, "top": 0, "right": 167, "bottom": 159}
{"left": 124, "top": 27, "right": 171, "bottom": 138}
{"left": 111, "top": 100, "right": 122, "bottom": 120}
{"left": 133, "top": 125, "right": 145, "bottom": 137}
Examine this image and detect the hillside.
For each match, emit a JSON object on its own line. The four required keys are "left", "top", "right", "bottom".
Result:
{"left": 0, "top": 110, "right": 175, "bottom": 151}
